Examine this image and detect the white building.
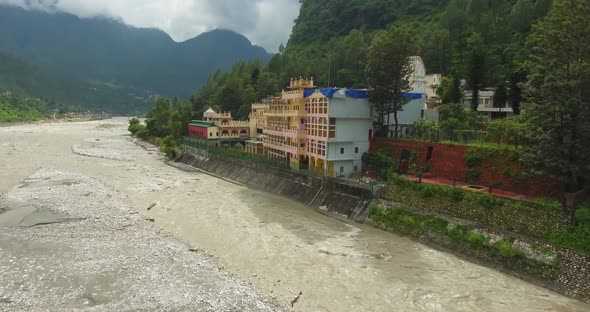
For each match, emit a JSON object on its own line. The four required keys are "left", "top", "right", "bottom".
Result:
{"left": 462, "top": 89, "right": 514, "bottom": 120}
{"left": 422, "top": 73, "right": 443, "bottom": 123}
{"left": 306, "top": 89, "right": 373, "bottom": 177}
{"left": 425, "top": 73, "right": 443, "bottom": 99}
{"left": 248, "top": 78, "right": 373, "bottom": 177}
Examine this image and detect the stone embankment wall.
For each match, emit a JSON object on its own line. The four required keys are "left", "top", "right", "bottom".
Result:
{"left": 177, "top": 149, "right": 372, "bottom": 222}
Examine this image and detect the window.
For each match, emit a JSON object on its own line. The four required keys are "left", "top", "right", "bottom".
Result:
{"left": 355, "top": 147, "right": 359, "bottom": 154}
{"left": 340, "top": 148, "right": 344, "bottom": 154}
{"left": 210, "top": 132, "right": 212, "bottom": 137}
{"left": 340, "top": 166, "right": 344, "bottom": 173}
{"left": 329, "top": 118, "right": 336, "bottom": 138}
{"left": 354, "top": 165, "right": 358, "bottom": 172}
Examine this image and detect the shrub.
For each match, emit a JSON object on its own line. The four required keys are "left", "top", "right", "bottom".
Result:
{"left": 534, "top": 197, "right": 561, "bottom": 210}
{"left": 465, "top": 150, "right": 485, "bottom": 168}
{"left": 128, "top": 118, "right": 142, "bottom": 134}
{"left": 466, "top": 232, "right": 486, "bottom": 247}
{"left": 447, "top": 225, "right": 470, "bottom": 242}
{"left": 159, "top": 135, "right": 178, "bottom": 159}
{"left": 388, "top": 172, "right": 407, "bottom": 186}
{"left": 135, "top": 127, "right": 149, "bottom": 140}
{"left": 362, "top": 149, "right": 398, "bottom": 180}
{"left": 450, "top": 187, "right": 465, "bottom": 202}
{"left": 492, "top": 240, "right": 524, "bottom": 258}
{"left": 466, "top": 168, "right": 481, "bottom": 182}
{"left": 478, "top": 194, "right": 505, "bottom": 209}
{"left": 418, "top": 184, "right": 435, "bottom": 198}
{"left": 549, "top": 207, "right": 590, "bottom": 253}
{"left": 428, "top": 217, "right": 449, "bottom": 234}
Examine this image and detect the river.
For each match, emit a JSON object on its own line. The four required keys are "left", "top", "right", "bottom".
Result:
{"left": 0, "top": 118, "right": 588, "bottom": 311}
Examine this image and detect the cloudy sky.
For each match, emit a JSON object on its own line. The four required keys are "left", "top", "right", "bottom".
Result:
{"left": 0, "top": 0, "right": 301, "bottom": 51}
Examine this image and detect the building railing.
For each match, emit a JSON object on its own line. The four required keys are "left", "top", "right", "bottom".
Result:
{"left": 282, "top": 90, "right": 302, "bottom": 96}
{"left": 477, "top": 104, "right": 514, "bottom": 112}
{"left": 264, "top": 110, "right": 300, "bottom": 116}
{"left": 252, "top": 103, "right": 268, "bottom": 109}
{"left": 263, "top": 141, "right": 298, "bottom": 155}
{"left": 216, "top": 121, "right": 250, "bottom": 127}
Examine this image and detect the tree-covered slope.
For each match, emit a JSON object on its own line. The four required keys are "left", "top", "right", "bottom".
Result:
{"left": 280, "top": 0, "right": 553, "bottom": 87}
{"left": 288, "top": 0, "right": 445, "bottom": 54}
{"left": 190, "top": 0, "right": 554, "bottom": 119}
{"left": 0, "top": 51, "right": 155, "bottom": 114}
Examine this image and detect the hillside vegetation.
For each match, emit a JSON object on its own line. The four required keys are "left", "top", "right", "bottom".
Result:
{"left": 0, "top": 91, "right": 48, "bottom": 122}
{"left": 0, "top": 5, "right": 270, "bottom": 113}
{"left": 190, "top": 0, "right": 553, "bottom": 118}
{"left": 0, "top": 51, "right": 155, "bottom": 114}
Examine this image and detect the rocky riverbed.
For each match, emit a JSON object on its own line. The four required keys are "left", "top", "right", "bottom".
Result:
{"left": 0, "top": 169, "right": 283, "bottom": 311}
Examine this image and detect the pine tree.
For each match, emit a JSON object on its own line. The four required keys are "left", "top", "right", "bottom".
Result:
{"left": 366, "top": 27, "right": 416, "bottom": 138}
{"left": 522, "top": 0, "right": 590, "bottom": 220}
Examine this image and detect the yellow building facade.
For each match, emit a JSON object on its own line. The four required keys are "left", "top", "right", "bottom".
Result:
{"left": 248, "top": 77, "right": 373, "bottom": 176}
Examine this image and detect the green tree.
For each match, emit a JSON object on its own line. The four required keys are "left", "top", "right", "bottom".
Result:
{"left": 437, "top": 75, "right": 463, "bottom": 104}
{"left": 438, "top": 103, "right": 484, "bottom": 131}
{"left": 493, "top": 84, "right": 507, "bottom": 108}
{"left": 521, "top": 0, "right": 590, "bottom": 220}
{"left": 466, "top": 32, "right": 486, "bottom": 111}
{"left": 256, "top": 71, "right": 279, "bottom": 99}
{"left": 214, "top": 77, "right": 244, "bottom": 115}
{"left": 508, "top": 68, "right": 526, "bottom": 114}
{"left": 146, "top": 98, "right": 172, "bottom": 138}
{"left": 366, "top": 27, "right": 416, "bottom": 138}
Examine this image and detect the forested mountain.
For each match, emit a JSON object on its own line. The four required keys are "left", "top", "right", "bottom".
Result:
{"left": 191, "top": 0, "right": 553, "bottom": 119}
{"left": 0, "top": 51, "right": 155, "bottom": 114}
{"left": 0, "top": 4, "right": 270, "bottom": 112}
{"left": 282, "top": 0, "right": 553, "bottom": 87}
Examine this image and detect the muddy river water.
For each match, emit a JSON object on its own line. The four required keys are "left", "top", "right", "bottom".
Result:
{"left": 0, "top": 118, "right": 588, "bottom": 311}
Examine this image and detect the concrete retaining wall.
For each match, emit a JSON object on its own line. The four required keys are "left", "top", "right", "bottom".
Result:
{"left": 177, "top": 149, "right": 372, "bottom": 222}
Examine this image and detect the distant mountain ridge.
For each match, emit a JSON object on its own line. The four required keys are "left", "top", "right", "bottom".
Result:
{"left": 0, "top": 4, "right": 271, "bottom": 110}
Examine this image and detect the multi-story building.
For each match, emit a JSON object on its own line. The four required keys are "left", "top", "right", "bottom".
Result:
{"left": 462, "top": 89, "right": 515, "bottom": 120}
{"left": 248, "top": 77, "right": 373, "bottom": 177}
{"left": 425, "top": 73, "right": 443, "bottom": 99}
{"left": 422, "top": 73, "right": 443, "bottom": 123}
{"left": 187, "top": 108, "right": 250, "bottom": 145}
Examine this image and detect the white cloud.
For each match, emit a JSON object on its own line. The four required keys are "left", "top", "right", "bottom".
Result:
{"left": 0, "top": 0, "right": 300, "bottom": 52}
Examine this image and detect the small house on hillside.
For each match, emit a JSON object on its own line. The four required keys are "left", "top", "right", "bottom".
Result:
{"left": 462, "top": 89, "right": 514, "bottom": 120}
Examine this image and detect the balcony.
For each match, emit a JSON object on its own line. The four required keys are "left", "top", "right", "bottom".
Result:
{"left": 282, "top": 90, "right": 303, "bottom": 99}
{"left": 216, "top": 121, "right": 250, "bottom": 127}
{"left": 263, "top": 141, "right": 298, "bottom": 156}
{"left": 263, "top": 126, "right": 305, "bottom": 139}
{"left": 477, "top": 104, "right": 514, "bottom": 113}
{"left": 264, "top": 110, "right": 300, "bottom": 117}
{"left": 252, "top": 103, "right": 268, "bottom": 109}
